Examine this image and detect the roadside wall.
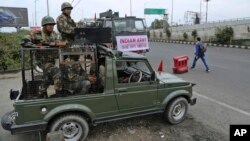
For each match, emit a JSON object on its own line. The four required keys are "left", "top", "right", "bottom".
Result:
{"left": 151, "top": 18, "right": 250, "bottom": 41}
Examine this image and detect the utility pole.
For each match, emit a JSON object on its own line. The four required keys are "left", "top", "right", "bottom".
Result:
{"left": 205, "top": 0, "right": 211, "bottom": 23}
{"left": 35, "top": 0, "right": 37, "bottom": 26}
{"left": 200, "top": 0, "right": 202, "bottom": 20}
{"left": 130, "top": 0, "right": 132, "bottom": 16}
{"left": 46, "top": 0, "right": 50, "bottom": 16}
{"left": 171, "top": 0, "right": 173, "bottom": 25}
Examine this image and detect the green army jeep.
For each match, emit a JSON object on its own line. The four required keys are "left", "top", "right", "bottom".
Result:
{"left": 1, "top": 28, "right": 196, "bottom": 141}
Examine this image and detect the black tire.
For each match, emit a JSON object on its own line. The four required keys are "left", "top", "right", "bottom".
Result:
{"left": 164, "top": 97, "right": 188, "bottom": 124}
{"left": 49, "top": 114, "right": 89, "bottom": 141}
{"left": 1, "top": 110, "right": 15, "bottom": 130}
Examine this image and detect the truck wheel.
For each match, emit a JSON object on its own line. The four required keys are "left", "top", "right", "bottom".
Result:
{"left": 49, "top": 114, "right": 89, "bottom": 141}
{"left": 164, "top": 97, "right": 188, "bottom": 124}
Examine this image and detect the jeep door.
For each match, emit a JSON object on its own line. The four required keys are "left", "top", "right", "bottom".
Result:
{"left": 114, "top": 60, "right": 158, "bottom": 112}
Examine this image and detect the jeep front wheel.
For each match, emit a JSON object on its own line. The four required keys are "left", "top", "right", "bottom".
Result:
{"left": 49, "top": 114, "right": 89, "bottom": 141}
{"left": 164, "top": 97, "right": 188, "bottom": 124}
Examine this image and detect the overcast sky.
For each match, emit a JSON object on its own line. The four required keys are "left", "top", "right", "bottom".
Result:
{"left": 1, "top": 0, "right": 250, "bottom": 28}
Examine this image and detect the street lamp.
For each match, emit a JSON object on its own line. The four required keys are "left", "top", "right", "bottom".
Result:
{"left": 205, "top": 0, "right": 211, "bottom": 23}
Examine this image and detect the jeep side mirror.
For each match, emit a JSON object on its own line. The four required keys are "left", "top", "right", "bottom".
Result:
{"left": 150, "top": 71, "right": 156, "bottom": 81}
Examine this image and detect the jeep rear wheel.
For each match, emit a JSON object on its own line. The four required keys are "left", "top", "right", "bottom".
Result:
{"left": 164, "top": 97, "right": 188, "bottom": 124}
{"left": 49, "top": 114, "right": 89, "bottom": 141}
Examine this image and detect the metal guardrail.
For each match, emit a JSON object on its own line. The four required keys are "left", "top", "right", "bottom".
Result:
{"left": 148, "top": 39, "right": 250, "bottom": 50}
{"left": 175, "top": 17, "right": 250, "bottom": 27}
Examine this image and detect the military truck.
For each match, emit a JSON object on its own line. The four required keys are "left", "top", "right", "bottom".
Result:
{"left": 97, "top": 10, "right": 149, "bottom": 54}
{"left": 1, "top": 27, "right": 196, "bottom": 141}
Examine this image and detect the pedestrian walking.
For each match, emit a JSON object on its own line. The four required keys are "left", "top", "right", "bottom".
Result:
{"left": 191, "top": 37, "right": 210, "bottom": 72}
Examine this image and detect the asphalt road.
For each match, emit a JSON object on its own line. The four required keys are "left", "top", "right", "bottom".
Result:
{"left": 0, "top": 42, "right": 249, "bottom": 141}
{"left": 147, "top": 42, "right": 250, "bottom": 135}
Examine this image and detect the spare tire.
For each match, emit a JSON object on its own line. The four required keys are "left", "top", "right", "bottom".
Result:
{"left": 1, "top": 110, "right": 15, "bottom": 130}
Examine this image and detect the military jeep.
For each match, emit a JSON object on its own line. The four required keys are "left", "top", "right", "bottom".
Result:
{"left": 1, "top": 27, "right": 196, "bottom": 141}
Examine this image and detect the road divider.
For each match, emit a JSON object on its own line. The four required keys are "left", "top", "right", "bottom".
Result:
{"left": 149, "top": 39, "right": 250, "bottom": 50}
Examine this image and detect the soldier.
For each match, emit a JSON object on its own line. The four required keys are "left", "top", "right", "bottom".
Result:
{"left": 21, "top": 16, "right": 63, "bottom": 97}
{"left": 57, "top": 2, "right": 76, "bottom": 42}
{"left": 22, "top": 16, "right": 57, "bottom": 45}
{"left": 60, "top": 57, "right": 91, "bottom": 94}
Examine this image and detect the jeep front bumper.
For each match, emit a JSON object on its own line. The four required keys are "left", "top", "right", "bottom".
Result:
{"left": 1, "top": 111, "right": 47, "bottom": 134}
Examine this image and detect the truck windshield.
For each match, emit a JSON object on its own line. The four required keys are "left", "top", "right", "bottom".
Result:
{"left": 114, "top": 19, "right": 145, "bottom": 32}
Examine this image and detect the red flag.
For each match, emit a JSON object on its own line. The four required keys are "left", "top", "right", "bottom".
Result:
{"left": 94, "top": 13, "right": 96, "bottom": 23}
{"left": 157, "top": 60, "right": 163, "bottom": 72}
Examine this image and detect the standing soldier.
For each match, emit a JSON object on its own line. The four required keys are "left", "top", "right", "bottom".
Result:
{"left": 21, "top": 16, "right": 63, "bottom": 97}
{"left": 57, "top": 2, "right": 76, "bottom": 42}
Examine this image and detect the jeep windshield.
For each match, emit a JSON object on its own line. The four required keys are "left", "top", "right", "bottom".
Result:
{"left": 113, "top": 18, "right": 145, "bottom": 33}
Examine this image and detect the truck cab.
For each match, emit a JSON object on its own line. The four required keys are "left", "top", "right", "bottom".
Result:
{"left": 98, "top": 10, "right": 149, "bottom": 54}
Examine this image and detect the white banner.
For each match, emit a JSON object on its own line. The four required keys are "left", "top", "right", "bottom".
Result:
{"left": 116, "top": 35, "right": 149, "bottom": 52}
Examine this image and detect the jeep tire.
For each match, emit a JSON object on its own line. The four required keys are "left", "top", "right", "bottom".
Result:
{"left": 1, "top": 110, "right": 15, "bottom": 130}
{"left": 164, "top": 97, "right": 188, "bottom": 124}
{"left": 49, "top": 113, "right": 89, "bottom": 141}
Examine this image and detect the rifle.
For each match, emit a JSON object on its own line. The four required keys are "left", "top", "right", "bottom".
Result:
{"left": 21, "top": 40, "right": 68, "bottom": 48}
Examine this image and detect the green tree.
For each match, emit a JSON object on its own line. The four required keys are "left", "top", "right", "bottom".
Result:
{"left": 151, "top": 19, "right": 166, "bottom": 29}
{"left": 183, "top": 32, "right": 188, "bottom": 41}
{"left": 191, "top": 30, "right": 198, "bottom": 41}
{"left": 215, "top": 26, "right": 234, "bottom": 44}
{"left": 0, "top": 30, "right": 28, "bottom": 71}
{"left": 159, "top": 31, "right": 163, "bottom": 38}
{"left": 153, "top": 31, "right": 156, "bottom": 39}
{"left": 166, "top": 29, "right": 171, "bottom": 39}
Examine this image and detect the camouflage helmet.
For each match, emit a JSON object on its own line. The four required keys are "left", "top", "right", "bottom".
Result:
{"left": 61, "top": 2, "right": 73, "bottom": 11}
{"left": 41, "top": 16, "right": 56, "bottom": 26}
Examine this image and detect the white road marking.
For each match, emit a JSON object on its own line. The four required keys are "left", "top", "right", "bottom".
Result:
{"left": 193, "top": 91, "right": 250, "bottom": 117}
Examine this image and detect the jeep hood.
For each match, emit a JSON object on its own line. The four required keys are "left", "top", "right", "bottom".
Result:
{"left": 156, "top": 72, "right": 190, "bottom": 86}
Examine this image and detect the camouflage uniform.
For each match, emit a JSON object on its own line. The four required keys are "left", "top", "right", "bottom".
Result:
{"left": 57, "top": 2, "right": 76, "bottom": 41}
{"left": 61, "top": 61, "right": 90, "bottom": 94}
{"left": 22, "top": 16, "right": 62, "bottom": 95}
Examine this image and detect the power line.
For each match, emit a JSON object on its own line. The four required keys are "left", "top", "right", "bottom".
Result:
{"left": 73, "top": 0, "right": 82, "bottom": 8}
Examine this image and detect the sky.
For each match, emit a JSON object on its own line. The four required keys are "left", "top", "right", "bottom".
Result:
{"left": 1, "top": 0, "right": 250, "bottom": 31}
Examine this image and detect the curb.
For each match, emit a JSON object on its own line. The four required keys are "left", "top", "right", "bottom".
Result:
{"left": 0, "top": 70, "right": 21, "bottom": 79}
{"left": 149, "top": 39, "right": 250, "bottom": 49}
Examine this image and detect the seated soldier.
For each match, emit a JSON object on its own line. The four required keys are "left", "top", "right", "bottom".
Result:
{"left": 21, "top": 16, "right": 63, "bottom": 97}
{"left": 61, "top": 56, "right": 91, "bottom": 94}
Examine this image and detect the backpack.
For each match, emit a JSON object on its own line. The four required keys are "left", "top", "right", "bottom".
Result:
{"left": 200, "top": 43, "right": 207, "bottom": 53}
